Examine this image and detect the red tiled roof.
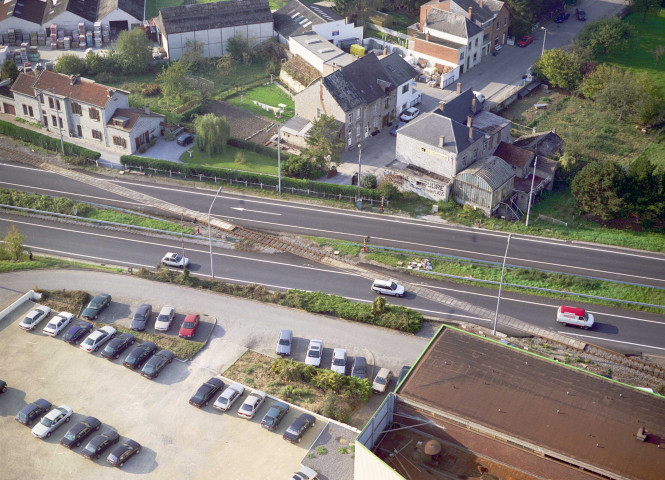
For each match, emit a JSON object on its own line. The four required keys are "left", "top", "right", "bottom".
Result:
{"left": 31, "top": 70, "right": 127, "bottom": 108}
{"left": 10, "top": 71, "right": 38, "bottom": 97}
{"left": 493, "top": 141, "right": 534, "bottom": 169}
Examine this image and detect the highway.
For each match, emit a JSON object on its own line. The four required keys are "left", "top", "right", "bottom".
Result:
{"left": 3, "top": 161, "right": 665, "bottom": 291}
{"left": 2, "top": 213, "right": 664, "bottom": 356}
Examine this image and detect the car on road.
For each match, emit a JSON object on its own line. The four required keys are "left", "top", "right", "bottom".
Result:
{"left": 190, "top": 378, "right": 224, "bottom": 408}
{"left": 400, "top": 107, "right": 420, "bottom": 122}
{"left": 472, "top": 91, "right": 486, "bottom": 103}
{"left": 16, "top": 398, "right": 51, "bottom": 426}
{"left": 161, "top": 252, "right": 189, "bottom": 268}
{"left": 60, "top": 416, "right": 101, "bottom": 449}
{"left": 290, "top": 467, "right": 318, "bottom": 480}
{"left": 140, "top": 349, "right": 175, "bottom": 379}
{"left": 176, "top": 133, "right": 194, "bottom": 146}
{"left": 237, "top": 390, "right": 266, "bottom": 419}
{"left": 555, "top": 12, "right": 570, "bottom": 23}
{"left": 305, "top": 339, "right": 323, "bottom": 367}
{"left": 276, "top": 329, "right": 292, "bottom": 356}
{"left": 107, "top": 439, "right": 141, "bottom": 468}
{"left": 371, "top": 279, "right": 405, "bottom": 297}
{"left": 154, "top": 306, "right": 176, "bottom": 331}
{"left": 261, "top": 401, "right": 290, "bottom": 430}
{"left": 373, "top": 368, "right": 393, "bottom": 394}
{"left": 556, "top": 305, "right": 594, "bottom": 329}
{"left": 81, "top": 293, "right": 111, "bottom": 320}
{"left": 63, "top": 321, "right": 93, "bottom": 345}
{"left": 101, "top": 333, "right": 135, "bottom": 360}
{"left": 351, "top": 356, "right": 367, "bottom": 379}
{"left": 80, "top": 326, "right": 116, "bottom": 352}
{"left": 331, "top": 348, "right": 347, "bottom": 375}
{"left": 32, "top": 405, "right": 73, "bottom": 439}
{"left": 123, "top": 341, "right": 158, "bottom": 370}
{"left": 517, "top": 35, "right": 534, "bottom": 47}
{"left": 389, "top": 121, "right": 407, "bottom": 136}
{"left": 576, "top": 8, "right": 586, "bottom": 20}
{"left": 213, "top": 383, "right": 245, "bottom": 412}
{"left": 178, "top": 313, "right": 200, "bottom": 339}
{"left": 42, "top": 312, "right": 74, "bottom": 336}
{"left": 81, "top": 429, "right": 119, "bottom": 460}
{"left": 130, "top": 303, "right": 152, "bottom": 331}
{"left": 283, "top": 413, "right": 316, "bottom": 443}
{"left": 19, "top": 305, "right": 51, "bottom": 331}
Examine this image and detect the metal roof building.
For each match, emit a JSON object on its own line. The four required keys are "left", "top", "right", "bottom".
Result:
{"left": 453, "top": 155, "right": 513, "bottom": 213}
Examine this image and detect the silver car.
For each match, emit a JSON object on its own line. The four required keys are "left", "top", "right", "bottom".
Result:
{"left": 32, "top": 405, "right": 73, "bottom": 438}
{"left": 276, "top": 329, "right": 292, "bottom": 356}
{"left": 154, "top": 306, "right": 176, "bottom": 331}
{"left": 213, "top": 383, "right": 245, "bottom": 412}
{"left": 42, "top": 312, "right": 74, "bottom": 336}
{"left": 305, "top": 339, "right": 323, "bottom": 367}
{"left": 19, "top": 305, "right": 51, "bottom": 331}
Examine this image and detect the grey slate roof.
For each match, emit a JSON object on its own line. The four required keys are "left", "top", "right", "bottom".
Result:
{"left": 436, "top": 88, "right": 477, "bottom": 124}
{"left": 399, "top": 112, "right": 483, "bottom": 154}
{"left": 98, "top": 0, "right": 145, "bottom": 21}
{"left": 156, "top": 0, "right": 272, "bottom": 35}
{"left": 449, "top": 0, "right": 505, "bottom": 24}
{"left": 425, "top": 8, "right": 483, "bottom": 39}
{"left": 43, "top": 0, "right": 99, "bottom": 24}
{"left": 322, "top": 71, "right": 364, "bottom": 112}
{"left": 458, "top": 156, "right": 513, "bottom": 189}
{"left": 274, "top": 0, "right": 342, "bottom": 39}
{"left": 0, "top": 0, "right": 46, "bottom": 24}
{"left": 282, "top": 115, "right": 311, "bottom": 135}
{"left": 379, "top": 53, "right": 418, "bottom": 86}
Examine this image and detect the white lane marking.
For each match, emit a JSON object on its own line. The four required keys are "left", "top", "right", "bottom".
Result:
{"left": 229, "top": 207, "right": 281, "bottom": 216}
{"left": 561, "top": 331, "right": 665, "bottom": 352}
{"left": 0, "top": 181, "right": 140, "bottom": 207}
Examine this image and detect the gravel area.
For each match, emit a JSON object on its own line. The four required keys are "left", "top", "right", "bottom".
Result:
{"left": 302, "top": 421, "right": 358, "bottom": 480}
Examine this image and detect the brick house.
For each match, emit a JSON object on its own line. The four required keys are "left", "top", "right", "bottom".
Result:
{"left": 11, "top": 70, "right": 164, "bottom": 154}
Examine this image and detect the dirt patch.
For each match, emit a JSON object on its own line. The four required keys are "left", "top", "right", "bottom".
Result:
{"left": 204, "top": 101, "right": 273, "bottom": 144}
{"left": 499, "top": 89, "right": 567, "bottom": 135}
{"left": 40, "top": 289, "right": 89, "bottom": 315}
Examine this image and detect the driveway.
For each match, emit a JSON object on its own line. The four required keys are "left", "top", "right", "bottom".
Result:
{"left": 136, "top": 137, "right": 191, "bottom": 163}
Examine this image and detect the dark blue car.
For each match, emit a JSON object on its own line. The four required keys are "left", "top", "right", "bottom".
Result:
{"left": 63, "top": 321, "right": 93, "bottom": 344}
{"left": 16, "top": 398, "right": 51, "bottom": 426}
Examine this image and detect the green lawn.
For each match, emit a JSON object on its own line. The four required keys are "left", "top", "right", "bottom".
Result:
{"left": 226, "top": 84, "right": 295, "bottom": 121}
{"left": 180, "top": 145, "right": 278, "bottom": 175}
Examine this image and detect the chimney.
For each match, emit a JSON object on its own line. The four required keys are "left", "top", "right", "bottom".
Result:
{"left": 438, "top": 135, "right": 445, "bottom": 147}
{"left": 69, "top": 74, "right": 78, "bottom": 85}
{"left": 145, "top": 104, "right": 150, "bottom": 114}
{"left": 472, "top": 96, "right": 477, "bottom": 113}
{"left": 469, "top": 126, "right": 473, "bottom": 142}
{"left": 456, "top": 82, "right": 462, "bottom": 94}
{"left": 383, "top": 48, "right": 388, "bottom": 55}
{"left": 439, "top": 101, "right": 444, "bottom": 113}
{"left": 467, "top": 115, "right": 472, "bottom": 128}
{"left": 468, "top": 7, "right": 472, "bottom": 20}
{"left": 426, "top": 32, "right": 430, "bottom": 41}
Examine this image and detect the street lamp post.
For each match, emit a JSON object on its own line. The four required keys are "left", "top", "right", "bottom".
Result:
{"left": 493, "top": 233, "right": 512, "bottom": 336}
{"left": 525, "top": 155, "right": 539, "bottom": 227}
{"left": 208, "top": 186, "right": 223, "bottom": 280}
{"left": 277, "top": 124, "right": 282, "bottom": 193}
{"left": 357, "top": 143, "right": 362, "bottom": 200}
{"left": 47, "top": 89, "right": 65, "bottom": 155}
{"left": 541, "top": 26, "right": 547, "bottom": 57}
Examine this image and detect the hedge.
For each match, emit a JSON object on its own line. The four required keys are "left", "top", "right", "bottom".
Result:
{"left": 120, "top": 153, "right": 382, "bottom": 199}
{"left": 0, "top": 119, "right": 101, "bottom": 160}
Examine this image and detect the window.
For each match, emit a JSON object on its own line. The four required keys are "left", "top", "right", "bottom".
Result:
{"left": 473, "top": 149, "right": 478, "bottom": 160}
{"left": 459, "top": 51, "right": 465, "bottom": 61}
{"left": 473, "top": 53, "right": 477, "bottom": 62}
{"left": 43, "top": 115, "right": 48, "bottom": 126}
{"left": 77, "top": 125, "right": 82, "bottom": 137}
{"left": 51, "top": 115, "right": 57, "bottom": 127}
{"left": 71, "top": 102, "right": 82, "bottom": 115}
{"left": 316, "top": 107, "right": 321, "bottom": 119}
{"left": 504, "top": 18, "right": 507, "bottom": 26}
{"left": 89, "top": 108, "right": 100, "bottom": 121}
{"left": 384, "top": 98, "right": 389, "bottom": 109}
{"left": 22, "top": 104, "right": 28, "bottom": 115}
{"left": 92, "top": 129, "right": 103, "bottom": 140}
{"left": 39, "top": 94, "right": 44, "bottom": 104}
{"left": 374, "top": 104, "right": 378, "bottom": 114}
{"left": 48, "top": 97, "right": 54, "bottom": 109}
{"left": 348, "top": 112, "right": 353, "bottom": 122}
{"left": 402, "top": 84, "right": 408, "bottom": 94}
{"left": 113, "top": 136, "right": 127, "bottom": 148}
{"left": 356, "top": 109, "right": 360, "bottom": 121}
{"left": 56, "top": 99, "right": 60, "bottom": 111}
{"left": 475, "top": 38, "right": 478, "bottom": 47}
{"left": 356, "top": 125, "right": 360, "bottom": 137}
{"left": 483, "top": 140, "right": 487, "bottom": 152}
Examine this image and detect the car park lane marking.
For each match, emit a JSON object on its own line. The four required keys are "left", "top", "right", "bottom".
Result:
{"left": 560, "top": 331, "right": 665, "bottom": 352}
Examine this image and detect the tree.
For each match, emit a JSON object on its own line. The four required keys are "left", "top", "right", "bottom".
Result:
{"left": 577, "top": 18, "right": 635, "bottom": 55}
{"left": 3, "top": 224, "right": 25, "bottom": 261}
{"left": 571, "top": 161, "right": 627, "bottom": 221}
{"left": 55, "top": 54, "right": 87, "bottom": 75}
{"left": 534, "top": 49, "right": 584, "bottom": 91}
{"left": 581, "top": 64, "right": 623, "bottom": 100}
{"left": 304, "top": 114, "right": 344, "bottom": 165}
{"left": 226, "top": 33, "right": 252, "bottom": 64}
{"left": 281, "top": 154, "right": 327, "bottom": 179}
{"left": 625, "top": 156, "right": 661, "bottom": 219}
{"left": 193, "top": 114, "right": 229, "bottom": 156}
{"left": 1, "top": 58, "right": 19, "bottom": 83}
{"left": 158, "top": 60, "right": 191, "bottom": 105}
{"left": 180, "top": 39, "right": 205, "bottom": 68}
{"left": 631, "top": 0, "right": 660, "bottom": 23}
{"left": 115, "top": 28, "right": 152, "bottom": 74}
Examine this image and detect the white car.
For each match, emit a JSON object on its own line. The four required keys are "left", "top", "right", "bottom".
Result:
{"left": 162, "top": 252, "right": 189, "bottom": 268}
{"left": 154, "top": 306, "right": 176, "bottom": 331}
{"left": 400, "top": 107, "right": 420, "bottom": 122}
{"left": 331, "top": 348, "right": 347, "bottom": 375}
{"left": 305, "top": 339, "right": 323, "bottom": 367}
{"left": 80, "top": 326, "right": 117, "bottom": 352}
{"left": 32, "top": 405, "right": 73, "bottom": 438}
{"left": 213, "top": 383, "right": 245, "bottom": 412}
{"left": 473, "top": 91, "right": 486, "bottom": 103}
{"left": 371, "top": 279, "right": 405, "bottom": 297}
{"left": 42, "top": 312, "right": 74, "bottom": 336}
{"left": 291, "top": 466, "right": 318, "bottom": 480}
{"left": 19, "top": 305, "right": 51, "bottom": 331}
{"left": 372, "top": 368, "right": 393, "bottom": 394}
{"left": 237, "top": 390, "right": 266, "bottom": 419}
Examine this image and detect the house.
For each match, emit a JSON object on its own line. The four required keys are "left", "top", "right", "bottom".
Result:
{"left": 288, "top": 32, "right": 355, "bottom": 74}
{"left": 379, "top": 52, "right": 421, "bottom": 115}
{"left": 280, "top": 115, "right": 313, "bottom": 150}
{"left": 452, "top": 155, "right": 514, "bottom": 214}
{"left": 11, "top": 70, "right": 164, "bottom": 154}
{"left": 154, "top": 0, "right": 274, "bottom": 61}
{"left": 273, "top": 0, "right": 363, "bottom": 49}
{"left": 0, "top": 0, "right": 46, "bottom": 33}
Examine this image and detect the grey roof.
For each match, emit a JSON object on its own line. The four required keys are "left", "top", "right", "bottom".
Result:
{"left": 379, "top": 53, "right": 419, "bottom": 86}
{"left": 398, "top": 112, "right": 483, "bottom": 154}
{"left": 98, "top": 0, "right": 145, "bottom": 22}
{"left": 513, "top": 130, "right": 564, "bottom": 158}
{"left": 425, "top": 8, "right": 483, "bottom": 39}
{"left": 282, "top": 115, "right": 311, "bottom": 135}
{"left": 449, "top": 0, "right": 505, "bottom": 24}
{"left": 0, "top": 0, "right": 46, "bottom": 24}
{"left": 273, "top": 0, "right": 343, "bottom": 39}
{"left": 322, "top": 71, "right": 364, "bottom": 112}
{"left": 43, "top": 0, "right": 99, "bottom": 25}
{"left": 290, "top": 32, "right": 354, "bottom": 68}
{"left": 436, "top": 89, "right": 478, "bottom": 124}
{"left": 156, "top": 0, "right": 272, "bottom": 35}
{"left": 458, "top": 155, "right": 514, "bottom": 190}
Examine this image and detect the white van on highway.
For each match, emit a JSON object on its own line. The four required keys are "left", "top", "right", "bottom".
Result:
{"left": 556, "top": 306, "right": 594, "bottom": 329}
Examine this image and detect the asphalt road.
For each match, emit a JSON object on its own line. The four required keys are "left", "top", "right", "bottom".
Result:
{"left": 2, "top": 213, "right": 664, "bottom": 356}
{"left": 3, "top": 162, "right": 665, "bottom": 291}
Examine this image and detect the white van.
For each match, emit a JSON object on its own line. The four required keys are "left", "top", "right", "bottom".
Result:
{"left": 556, "top": 306, "right": 594, "bottom": 329}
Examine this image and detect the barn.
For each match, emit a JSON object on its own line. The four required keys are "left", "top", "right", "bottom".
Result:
{"left": 452, "top": 156, "right": 514, "bottom": 215}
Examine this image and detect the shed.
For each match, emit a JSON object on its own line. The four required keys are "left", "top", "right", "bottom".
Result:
{"left": 453, "top": 156, "right": 514, "bottom": 215}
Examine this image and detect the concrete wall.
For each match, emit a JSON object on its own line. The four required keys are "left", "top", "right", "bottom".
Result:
{"left": 395, "top": 80, "right": 421, "bottom": 114}
{"left": 14, "top": 93, "right": 40, "bottom": 123}
{"left": 45, "top": 12, "right": 88, "bottom": 32}
{"left": 289, "top": 40, "right": 326, "bottom": 73}
{"left": 98, "top": 9, "right": 141, "bottom": 27}
{"left": 0, "top": 290, "right": 41, "bottom": 323}
{"left": 312, "top": 20, "right": 363, "bottom": 46}
{"left": 0, "top": 17, "right": 42, "bottom": 34}
{"left": 127, "top": 115, "right": 163, "bottom": 153}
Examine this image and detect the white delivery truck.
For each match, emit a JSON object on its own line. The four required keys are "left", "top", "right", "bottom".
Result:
{"left": 556, "top": 306, "right": 594, "bottom": 329}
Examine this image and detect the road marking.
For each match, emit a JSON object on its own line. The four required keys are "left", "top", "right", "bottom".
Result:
{"left": 229, "top": 207, "right": 281, "bottom": 216}
{"left": 560, "top": 331, "right": 665, "bottom": 352}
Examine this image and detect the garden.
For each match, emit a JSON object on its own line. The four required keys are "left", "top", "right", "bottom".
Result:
{"left": 226, "top": 84, "right": 295, "bottom": 121}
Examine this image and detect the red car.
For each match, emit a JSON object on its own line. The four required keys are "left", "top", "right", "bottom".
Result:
{"left": 178, "top": 314, "right": 200, "bottom": 339}
{"left": 517, "top": 35, "right": 534, "bottom": 47}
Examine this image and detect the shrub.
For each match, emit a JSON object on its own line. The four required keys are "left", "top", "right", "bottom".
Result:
{"left": 282, "top": 154, "right": 326, "bottom": 180}
{"left": 377, "top": 180, "right": 399, "bottom": 199}
{"left": 0, "top": 120, "right": 100, "bottom": 159}
{"left": 142, "top": 83, "right": 161, "bottom": 96}
{"left": 234, "top": 151, "right": 246, "bottom": 165}
{"left": 163, "top": 130, "right": 175, "bottom": 141}
{"left": 362, "top": 174, "right": 378, "bottom": 189}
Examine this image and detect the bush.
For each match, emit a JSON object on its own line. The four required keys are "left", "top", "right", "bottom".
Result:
{"left": 142, "top": 84, "right": 161, "bottom": 96}
{"left": 282, "top": 154, "right": 326, "bottom": 180}
{"left": 55, "top": 54, "right": 87, "bottom": 75}
{"left": 377, "top": 180, "right": 399, "bottom": 200}
{"left": 0, "top": 120, "right": 100, "bottom": 159}
{"left": 362, "top": 174, "right": 378, "bottom": 189}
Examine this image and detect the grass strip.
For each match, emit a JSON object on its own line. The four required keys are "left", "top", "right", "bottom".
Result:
{"left": 114, "top": 327, "right": 203, "bottom": 360}
{"left": 0, "top": 250, "right": 123, "bottom": 274}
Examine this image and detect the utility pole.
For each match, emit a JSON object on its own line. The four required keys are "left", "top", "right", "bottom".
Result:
{"left": 277, "top": 124, "right": 282, "bottom": 193}
{"left": 541, "top": 26, "right": 547, "bottom": 57}
{"left": 525, "top": 155, "right": 538, "bottom": 227}
{"left": 357, "top": 143, "right": 362, "bottom": 200}
{"left": 493, "top": 233, "right": 512, "bottom": 336}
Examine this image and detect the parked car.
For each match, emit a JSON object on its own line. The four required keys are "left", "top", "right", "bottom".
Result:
{"left": 389, "top": 121, "right": 407, "bottom": 136}
{"left": 283, "top": 413, "right": 316, "bottom": 443}
{"left": 63, "top": 321, "right": 93, "bottom": 345}
{"left": 101, "top": 333, "right": 135, "bottom": 360}
{"left": 555, "top": 12, "right": 570, "bottom": 23}
{"left": 161, "top": 252, "right": 189, "bottom": 268}
{"left": 42, "top": 312, "right": 74, "bottom": 336}
{"left": 517, "top": 35, "right": 534, "bottom": 47}
{"left": 130, "top": 304, "right": 152, "bottom": 331}
{"left": 400, "top": 107, "right": 420, "bottom": 122}
{"left": 60, "top": 416, "right": 101, "bottom": 449}
{"left": 237, "top": 390, "right": 266, "bottom": 419}
{"left": 19, "top": 305, "right": 51, "bottom": 331}
{"left": 331, "top": 348, "right": 347, "bottom": 375}
{"left": 123, "top": 341, "right": 158, "bottom": 370}
{"left": 261, "top": 401, "right": 290, "bottom": 430}
{"left": 276, "top": 329, "right": 292, "bottom": 356}
{"left": 81, "top": 293, "right": 111, "bottom": 320}
{"left": 305, "top": 339, "right": 323, "bottom": 367}
{"left": 176, "top": 133, "right": 194, "bottom": 146}
{"left": 372, "top": 368, "right": 393, "bottom": 394}
{"left": 576, "top": 8, "right": 586, "bottom": 20}
{"left": 80, "top": 326, "right": 116, "bottom": 352}
{"left": 107, "top": 439, "right": 141, "bottom": 468}
{"left": 140, "top": 349, "right": 175, "bottom": 379}
{"left": 16, "top": 399, "right": 51, "bottom": 426}
{"left": 473, "top": 91, "right": 486, "bottom": 103}
{"left": 178, "top": 313, "right": 200, "bottom": 339}
{"left": 351, "top": 356, "right": 367, "bottom": 379}
{"left": 32, "top": 405, "right": 73, "bottom": 438}
{"left": 371, "top": 279, "right": 405, "bottom": 297}
{"left": 81, "top": 429, "right": 119, "bottom": 460}
{"left": 154, "top": 306, "right": 176, "bottom": 331}
{"left": 290, "top": 467, "right": 318, "bottom": 480}
{"left": 0, "top": 379, "right": 6, "bottom": 393}
{"left": 190, "top": 378, "right": 224, "bottom": 408}
{"left": 213, "top": 383, "right": 245, "bottom": 412}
